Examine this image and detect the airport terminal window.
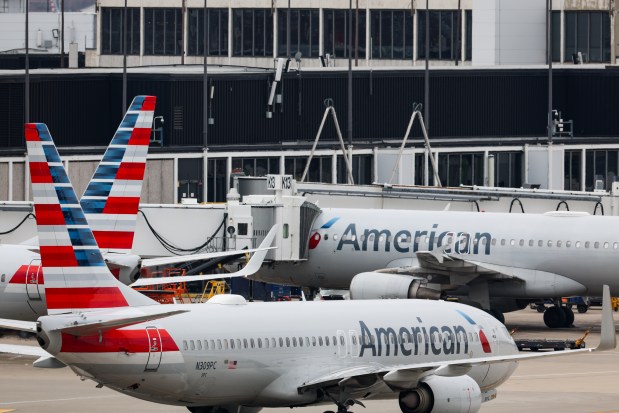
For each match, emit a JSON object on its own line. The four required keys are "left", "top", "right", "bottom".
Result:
{"left": 337, "top": 155, "right": 372, "bottom": 185}
{"left": 418, "top": 10, "right": 465, "bottom": 61}
{"left": 493, "top": 152, "right": 522, "bottom": 188}
{"left": 187, "top": 8, "right": 229, "bottom": 56}
{"left": 233, "top": 157, "right": 280, "bottom": 177}
{"left": 277, "top": 9, "right": 319, "bottom": 58}
{"left": 437, "top": 152, "right": 483, "bottom": 188}
{"left": 370, "top": 10, "right": 413, "bottom": 59}
{"left": 232, "top": 9, "right": 273, "bottom": 57}
{"left": 564, "top": 11, "right": 610, "bottom": 63}
{"left": 101, "top": 8, "right": 140, "bottom": 55}
{"left": 564, "top": 150, "right": 581, "bottom": 191}
{"left": 585, "top": 149, "right": 618, "bottom": 191}
{"left": 208, "top": 158, "right": 227, "bottom": 203}
{"left": 323, "top": 9, "right": 367, "bottom": 59}
{"left": 286, "top": 156, "right": 331, "bottom": 183}
{"left": 144, "top": 8, "right": 183, "bottom": 55}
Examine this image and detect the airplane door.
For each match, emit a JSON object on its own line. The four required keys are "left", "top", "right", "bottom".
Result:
{"left": 25, "top": 259, "right": 42, "bottom": 301}
{"left": 337, "top": 330, "right": 347, "bottom": 358}
{"left": 348, "top": 330, "right": 359, "bottom": 358}
{"left": 145, "top": 326, "right": 163, "bottom": 372}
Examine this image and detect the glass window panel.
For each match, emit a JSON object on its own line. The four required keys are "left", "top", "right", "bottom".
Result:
{"left": 440, "top": 11, "right": 453, "bottom": 60}
{"left": 300, "top": 10, "right": 311, "bottom": 57}
{"left": 418, "top": 10, "right": 426, "bottom": 59}
{"left": 429, "top": 11, "right": 440, "bottom": 59}
{"left": 552, "top": 11, "right": 561, "bottom": 62}
{"left": 381, "top": 11, "right": 393, "bottom": 59}
{"left": 589, "top": 12, "right": 602, "bottom": 62}
{"left": 576, "top": 12, "right": 589, "bottom": 61}
{"left": 465, "top": 10, "right": 472, "bottom": 61}
{"left": 404, "top": 11, "right": 413, "bottom": 59}
{"left": 565, "top": 12, "right": 576, "bottom": 60}
{"left": 311, "top": 10, "right": 319, "bottom": 56}
{"left": 277, "top": 10, "right": 287, "bottom": 56}
{"left": 602, "top": 12, "right": 611, "bottom": 61}
{"left": 371, "top": 11, "right": 380, "bottom": 58}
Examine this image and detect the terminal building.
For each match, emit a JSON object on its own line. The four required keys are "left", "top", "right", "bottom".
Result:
{"left": 1, "top": 0, "right": 619, "bottom": 204}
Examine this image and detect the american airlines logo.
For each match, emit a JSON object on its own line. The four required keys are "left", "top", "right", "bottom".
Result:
{"left": 358, "top": 320, "right": 474, "bottom": 358}
{"left": 310, "top": 222, "right": 492, "bottom": 256}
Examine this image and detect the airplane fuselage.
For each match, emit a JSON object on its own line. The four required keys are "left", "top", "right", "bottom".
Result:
{"left": 46, "top": 298, "right": 518, "bottom": 408}
{"left": 257, "top": 208, "right": 619, "bottom": 296}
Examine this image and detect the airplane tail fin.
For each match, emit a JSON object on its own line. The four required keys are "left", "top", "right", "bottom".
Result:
{"left": 26, "top": 123, "right": 156, "bottom": 315}
{"left": 80, "top": 96, "right": 156, "bottom": 254}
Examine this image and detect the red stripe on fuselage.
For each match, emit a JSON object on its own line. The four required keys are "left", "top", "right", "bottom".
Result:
{"left": 29, "top": 162, "right": 54, "bottom": 183}
{"left": 25, "top": 124, "right": 41, "bottom": 141}
{"left": 8, "top": 265, "right": 45, "bottom": 284}
{"left": 46, "top": 287, "right": 128, "bottom": 309}
{"left": 128, "top": 128, "right": 151, "bottom": 146}
{"left": 39, "top": 246, "right": 78, "bottom": 267}
{"left": 60, "top": 328, "right": 178, "bottom": 353}
{"left": 102, "top": 197, "right": 140, "bottom": 214}
{"left": 93, "top": 230, "right": 135, "bottom": 249}
{"left": 34, "top": 204, "right": 65, "bottom": 225}
{"left": 116, "top": 162, "right": 146, "bottom": 180}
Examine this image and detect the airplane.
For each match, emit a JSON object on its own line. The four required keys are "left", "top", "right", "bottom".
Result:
{"left": 0, "top": 97, "right": 270, "bottom": 322}
{"left": 0, "top": 123, "right": 615, "bottom": 413}
{"left": 254, "top": 207, "right": 619, "bottom": 328}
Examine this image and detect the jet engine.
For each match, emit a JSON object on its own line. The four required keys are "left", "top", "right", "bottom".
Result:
{"left": 104, "top": 254, "right": 142, "bottom": 285}
{"left": 349, "top": 273, "right": 441, "bottom": 300}
{"left": 398, "top": 375, "right": 482, "bottom": 413}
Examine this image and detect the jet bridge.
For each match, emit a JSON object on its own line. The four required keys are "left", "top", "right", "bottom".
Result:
{"left": 225, "top": 175, "right": 321, "bottom": 262}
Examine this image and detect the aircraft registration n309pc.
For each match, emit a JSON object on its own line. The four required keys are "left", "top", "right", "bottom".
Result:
{"left": 0, "top": 126, "right": 615, "bottom": 413}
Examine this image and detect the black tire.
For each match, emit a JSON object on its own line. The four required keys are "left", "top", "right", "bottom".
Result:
{"left": 577, "top": 305, "right": 588, "bottom": 314}
{"left": 536, "top": 305, "right": 546, "bottom": 313}
{"left": 562, "top": 306, "right": 575, "bottom": 327}
{"left": 544, "top": 306, "right": 566, "bottom": 328}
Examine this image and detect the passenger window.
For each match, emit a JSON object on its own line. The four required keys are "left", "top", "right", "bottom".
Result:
{"left": 292, "top": 337, "right": 297, "bottom": 347}
{"left": 333, "top": 234, "right": 338, "bottom": 241}
{"left": 510, "top": 239, "right": 515, "bottom": 246}
{"left": 272, "top": 338, "right": 276, "bottom": 348}
{"left": 491, "top": 238, "right": 496, "bottom": 246}
{"left": 547, "top": 240, "right": 553, "bottom": 247}
{"left": 319, "top": 337, "right": 324, "bottom": 346}
{"left": 585, "top": 241, "right": 591, "bottom": 248}
{"left": 250, "top": 338, "right": 255, "bottom": 348}
{"left": 324, "top": 234, "right": 329, "bottom": 240}
{"left": 236, "top": 339, "right": 241, "bottom": 348}
{"left": 528, "top": 239, "right": 534, "bottom": 247}
{"left": 500, "top": 239, "right": 506, "bottom": 246}
{"left": 230, "top": 340, "right": 235, "bottom": 350}
{"left": 217, "top": 339, "right": 222, "bottom": 350}
{"left": 595, "top": 242, "right": 600, "bottom": 249}
{"left": 325, "top": 336, "right": 330, "bottom": 346}
{"left": 197, "top": 340, "right": 202, "bottom": 350}
{"left": 190, "top": 340, "right": 195, "bottom": 351}
{"left": 205, "top": 340, "right": 209, "bottom": 350}
{"left": 566, "top": 241, "right": 571, "bottom": 248}
{"left": 538, "top": 240, "right": 543, "bottom": 247}
{"left": 604, "top": 242, "right": 609, "bottom": 249}
{"left": 575, "top": 241, "right": 581, "bottom": 248}
{"left": 286, "top": 337, "right": 290, "bottom": 347}
{"left": 614, "top": 242, "right": 618, "bottom": 249}
{"left": 223, "top": 339, "right": 229, "bottom": 350}
{"left": 557, "top": 240, "right": 562, "bottom": 247}
{"left": 183, "top": 340, "right": 188, "bottom": 351}
{"left": 257, "top": 338, "right": 262, "bottom": 348}
{"left": 305, "top": 337, "right": 310, "bottom": 347}
{"left": 243, "top": 339, "right": 248, "bottom": 348}
{"left": 279, "top": 338, "right": 284, "bottom": 347}
{"left": 519, "top": 239, "right": 524, "bottom": 246}
{"left": 352, "top": 335, "right": 357, "bottom": 345}
{"left": 312, "top": 336, "right": 317, "bottom": 346}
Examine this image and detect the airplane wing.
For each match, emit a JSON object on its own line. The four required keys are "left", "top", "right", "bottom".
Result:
{"left": 0, "top": 318, "right": 38, "bottom": 333}
{"left": 131, "top": 225, "right": 278, "bottom": 287}
{"left": 140, "top": 247, "right": 274, "bottom": 268}
{"left": 301, "top": 285, "right": 615, "bottom": 393}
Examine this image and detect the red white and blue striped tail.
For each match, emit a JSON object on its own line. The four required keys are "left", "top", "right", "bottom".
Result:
{"left": 80, "top": 95, "right": 156, "bottom": 254}
{"left": 25, "top": 123, "right": 156, "bottom": 315}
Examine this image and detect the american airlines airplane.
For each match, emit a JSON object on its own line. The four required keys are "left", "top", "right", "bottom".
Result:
{"left": 0, "top": 97, "right": 269, "bottom": 322}
{"left": 0, "top": 122, "right": 615, "bottom": 413}
{"left": 256, "top": 207, "right": 619, "bottom": 329}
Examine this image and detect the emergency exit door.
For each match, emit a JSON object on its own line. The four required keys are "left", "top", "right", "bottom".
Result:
{"left": 145, "top": 326, "right": 163, "bottom": 372}
{"left": 25, "top": 259, "right": 42, "bottom": 300}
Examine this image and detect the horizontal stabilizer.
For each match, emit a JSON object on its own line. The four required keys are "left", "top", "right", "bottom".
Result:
{"left": 140, "top": 247, "right": 274, "bottom": 268}
{"left": 0, "top": 318, "right": 38, "bottom": 333}
{"left": 132, "top": 225, "right": 278, "bottom": 287}
{"left": 54, "top": 308, "right": 188, "bottom": 337}
{"left": 0, "top": 343, "right": 50, "bottom": 358}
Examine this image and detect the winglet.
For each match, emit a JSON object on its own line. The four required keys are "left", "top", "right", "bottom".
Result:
{"left": 595, "top": 285, "right": 616, "bottom": 351}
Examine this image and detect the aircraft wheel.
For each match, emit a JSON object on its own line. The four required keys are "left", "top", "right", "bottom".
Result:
{"left": 562, "top": 306, "right": 575, "bottom": 327}
{"left": 543, "top": 306, "right": 566, "bottom": 328}
{"left": 536, "top": 304, "right": 546, "bottom": 313}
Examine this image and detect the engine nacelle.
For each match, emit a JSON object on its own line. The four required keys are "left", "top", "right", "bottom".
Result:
{"left": 104, "top": 254, "right": 141, "bottom": 285}
{"left": 350, "top": 272, "right": 441, "bottom": 300}
{"left": 399, "top": 375, "right": 482, "bottom": 413}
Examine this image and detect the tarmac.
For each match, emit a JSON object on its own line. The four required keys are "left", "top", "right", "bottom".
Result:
{"left": 1, "top": 306, "right": 618, "bottom": 413}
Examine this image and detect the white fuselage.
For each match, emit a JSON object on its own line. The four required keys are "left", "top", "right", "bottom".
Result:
{"left": 45, "top": 298, "right": 518, "bottom": 408}
{"left": 257, "top": 209, "right": 619, "bottom": 296}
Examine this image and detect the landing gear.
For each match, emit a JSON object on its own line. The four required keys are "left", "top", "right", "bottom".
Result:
{"left": 322, "top": 390, "right": 365, "bottom": 413}
{"left": 543, "top": 305, "right": 574, "bottom": 328}
{"left": 488, "top": 309, "right": 505, "bottom": 325}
